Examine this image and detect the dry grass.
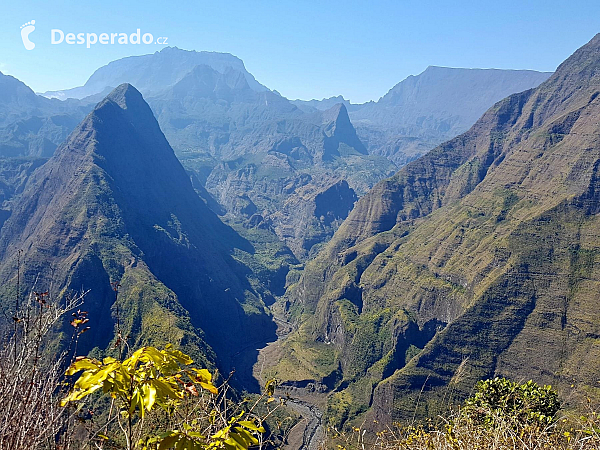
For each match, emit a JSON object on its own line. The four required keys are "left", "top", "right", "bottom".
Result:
{"left": 329, "top": 409, "right": 600, "bottom": 450}
{"left": 0, "top": 288, "right": 85, "bottom": 449}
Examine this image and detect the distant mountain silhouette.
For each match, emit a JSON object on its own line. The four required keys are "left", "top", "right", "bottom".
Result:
{"left": 292, "top": 95, "right": 357, "bottom": 112}
{"left": 41, "top": 47, "right": 268, "bottom": 100}
{"left": 350, "top": 66, "right": 551, "bottom": 165}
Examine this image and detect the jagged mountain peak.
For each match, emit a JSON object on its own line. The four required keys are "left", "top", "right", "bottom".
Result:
{"left": 56, "top": 83, "right": 170, "bottom": 165}
{"left": 102, "top": 82, "right": 144, "bottom": 109}
{"left": 96, "top": 83, "right": 160, "bottom": 131}
{"left": 322, "top": 103, "right": 358, "bottom": 138}
{"left": 320, "top": 103, "right": 367, "bottom": 158}
{"left": 0, "top": 82, "right": 275, "bottom": 374}
{"left": 322, "top": 102, "right": 350, "bottom": 123}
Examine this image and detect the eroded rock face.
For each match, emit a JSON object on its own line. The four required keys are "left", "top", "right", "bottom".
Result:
{"left": 269, "top": 179, "right": 358, "bottom": 260}
{"left": 278, "top": 34, "right": 600, "bottom": 428}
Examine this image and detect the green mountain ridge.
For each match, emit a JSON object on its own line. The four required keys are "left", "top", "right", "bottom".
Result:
{"left": 0, "top": 84, "right": 277, "bottom": 381}
{"left": 272, "top": 33, "right": 600, "bottom": 428}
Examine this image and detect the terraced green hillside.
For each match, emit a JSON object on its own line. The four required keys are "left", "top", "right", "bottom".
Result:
{"left": 273, "top": 34, "right": 600, "bottom": 428}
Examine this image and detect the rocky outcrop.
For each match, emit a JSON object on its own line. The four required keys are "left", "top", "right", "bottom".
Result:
{"left": 269, "top": 179, "right": 357, "bottom": 260}
{"left": 321, "top": 104, "right": 367, "bottom": 160}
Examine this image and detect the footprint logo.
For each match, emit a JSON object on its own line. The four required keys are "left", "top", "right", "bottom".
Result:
{"left": 20, "top": 20, "right": 36, "bottom": 50}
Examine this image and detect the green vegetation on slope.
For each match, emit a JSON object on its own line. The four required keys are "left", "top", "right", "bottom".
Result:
{"left": 269, "top": 34, "right": 600, "bottom": 430}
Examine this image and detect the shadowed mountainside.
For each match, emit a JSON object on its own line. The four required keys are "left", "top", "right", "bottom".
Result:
{"left": 0, "top": 84, "right": 277, "bottom": 380}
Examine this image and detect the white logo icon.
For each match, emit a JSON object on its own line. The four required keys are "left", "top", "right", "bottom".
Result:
{"left": 20, "top": 20, "right": 36, "bottom": 50}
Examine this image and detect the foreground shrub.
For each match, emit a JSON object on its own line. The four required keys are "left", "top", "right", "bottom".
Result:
{"left": 330, "top": 378, "right": 599, "bottom": 450}
{"left": 0, "top": 281, "right": 283, "bottom": 450}
{"left": 61, "top": 346, "right": 276, "bottom": 450}
{"left": 331, "top": 410, "right": 600, "bottom": 449}
{"left": 461, "top": 377, "right": 561, "bottom": 428}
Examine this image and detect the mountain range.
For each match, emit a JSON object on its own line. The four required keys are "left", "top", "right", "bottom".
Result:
{"left": 269, "top": 33, "right": 600, "bottom": 428}
{"left": 0, "top": 84, "right": 278, "bottom": 382}
{"left": 30, "top": 48, "right": 549, "bottom": 260}
{"left": 40, "top": 47, "right": 267, "bottom": 100}
{"left": 293, "top": 67, "right": 551, "bottom": 166}
{"left": 34, "top": 49, "right": 551, "bottom": 169}
{"left": 1, "top": 42, "right": 587, "bottom": 427}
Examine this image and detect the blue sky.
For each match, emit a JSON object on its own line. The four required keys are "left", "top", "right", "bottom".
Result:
{"left": 2, "top": 0, "right": 599, "bottom": 103}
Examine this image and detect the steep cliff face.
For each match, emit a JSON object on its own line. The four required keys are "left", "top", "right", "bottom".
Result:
{"left": 275, "top": 34, "right": 600, "bottom": 427}
{"left": 0, "top": 84, "right": 276, "bottom": 372}
{"left": 269, "top": 179, "right": 358, "bottom": 260}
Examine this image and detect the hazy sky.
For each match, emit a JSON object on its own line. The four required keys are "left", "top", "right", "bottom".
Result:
{"left": 2, "top": 0, "right": 599, "bottom": 103}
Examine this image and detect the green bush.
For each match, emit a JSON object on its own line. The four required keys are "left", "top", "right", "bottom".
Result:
{"left": 462, "top": 377, "right": 560, "bottom": 427}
